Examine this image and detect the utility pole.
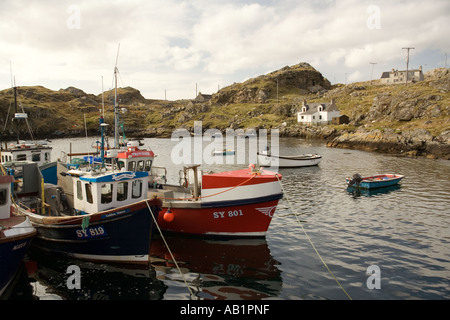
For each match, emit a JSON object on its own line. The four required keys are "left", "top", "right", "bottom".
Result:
{"left": 402, "top": 47, "right": 415, "bottom": 85}
{"left": 370, "top": 62, "right": 377, "bottom": 85}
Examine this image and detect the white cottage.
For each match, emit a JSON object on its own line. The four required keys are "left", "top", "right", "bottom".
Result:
{"left": 297, "top": 99, "right": 340, "bottom": 125}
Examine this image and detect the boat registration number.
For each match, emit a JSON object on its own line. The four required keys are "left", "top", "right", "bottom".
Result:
{"left": 213, "top": 209, "right": 243, "bottom": 219}
{"left": 76, "top": 226, "right": 108, "bottom": 239}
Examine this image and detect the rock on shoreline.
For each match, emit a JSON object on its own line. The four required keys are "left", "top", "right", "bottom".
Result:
{"left": 326, "top": 128, "right": 450, "bottom": 159}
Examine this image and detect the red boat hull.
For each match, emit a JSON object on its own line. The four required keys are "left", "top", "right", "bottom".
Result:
{"left": 156, "top": 197, "right": 281, "bottom": 237}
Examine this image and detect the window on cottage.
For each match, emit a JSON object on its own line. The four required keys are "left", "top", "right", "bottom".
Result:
{"left": 117, "top": 182, "right": 128, "bottom": 201}
{"left": 132, "top": 180, "right": 143, "bottom": 199}
{"left": 101, "top": 183, "right": 113, "bottom": 204}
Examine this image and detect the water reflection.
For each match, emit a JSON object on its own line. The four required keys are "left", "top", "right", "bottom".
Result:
{"left": 23, "top": 248, "right": 167, "bottom": 300}
{"left": 150, "top": 236, "right": 282, "bottom": 300}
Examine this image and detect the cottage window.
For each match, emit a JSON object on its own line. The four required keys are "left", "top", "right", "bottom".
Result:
{"left": 132, "top": 180, "right": 143, "bottom": 199}
{"left": 101, "top": 183, "right": 113, "bottom": 204}
{"left": 117, "top": 182, "right": 128, "bottom": 201}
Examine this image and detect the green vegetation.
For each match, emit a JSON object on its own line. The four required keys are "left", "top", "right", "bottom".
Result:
{"left": 0, "top": 66, "right": 448, "bottom": 143}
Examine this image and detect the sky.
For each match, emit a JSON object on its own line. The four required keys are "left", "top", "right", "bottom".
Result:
{"left": 1, "top": 0, "right": 449, "bottom": 101}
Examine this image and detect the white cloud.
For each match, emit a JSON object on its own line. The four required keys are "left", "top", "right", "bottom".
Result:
{"left": 1, "top": 0, "right": 449, "bottom": 99}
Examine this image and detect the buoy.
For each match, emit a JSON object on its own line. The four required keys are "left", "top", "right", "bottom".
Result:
{"left": 163, "top": 209, "right": 174, "bottom": 222}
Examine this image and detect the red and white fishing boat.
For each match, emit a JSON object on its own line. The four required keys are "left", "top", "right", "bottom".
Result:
{"left": 148, "top": 165, "right": 283, "bottom": 237}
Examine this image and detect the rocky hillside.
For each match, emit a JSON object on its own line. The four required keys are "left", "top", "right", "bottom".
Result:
{"left": 0, "top": 63, "right": 448, "bottom": 159}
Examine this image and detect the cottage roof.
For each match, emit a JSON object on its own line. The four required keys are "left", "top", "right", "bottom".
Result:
{"left": 299, "top": 100, "right": 339, "bottom": 114}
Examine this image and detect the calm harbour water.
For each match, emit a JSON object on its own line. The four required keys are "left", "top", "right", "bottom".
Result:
{"left": 9, "top": 136, "right": 450, "bottom": 300}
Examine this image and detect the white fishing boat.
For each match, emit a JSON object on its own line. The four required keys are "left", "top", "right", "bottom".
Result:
{"left": 257, "top": 150, "right": 322, "bottom": 168}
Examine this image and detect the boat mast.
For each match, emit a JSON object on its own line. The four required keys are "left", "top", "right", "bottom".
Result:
{"left": 13, "top": 83, "right": 19, "bottom": 144}
{"left": 114, "top": 44, "right": 120, "bottom": 148}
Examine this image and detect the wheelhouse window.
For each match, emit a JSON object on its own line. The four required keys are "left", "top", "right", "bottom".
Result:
{"left": 32, "top": 153, "right": 41, "bottom": 162}
{"left": 145, "top": 160, "right": 152, "bottom": 171}
{"left": 85, "top": 183, "right": 93, "bottom": 204}
{"left": 128, "top": 161, "right": 136, "bottom": 171}
{"left": 101, "top": 183, "right": 113, "bottom": 204}
{"left": 137, "top": 160, "right": 144, "bottom": 172}
{"left": 132, "top": 180, "right": 143, "bottom": 199}
{"left": 44, "top": 152, "right": 50, "bottom": 161}
{"left": 117, "top": 182, "right": 128, "bottom": 201}
{"left": 17, "top": 154, "right": 27, "bottom": 161}
{"left": 77, "top": 181, "right": 83, "bottom": 200}
{"left": 0, "top": 188, "right": 8, "bottom": 206}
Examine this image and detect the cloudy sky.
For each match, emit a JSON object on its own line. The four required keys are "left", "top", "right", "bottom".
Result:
{"left": 1, "top": 0, "right": 449, "bottom": 100}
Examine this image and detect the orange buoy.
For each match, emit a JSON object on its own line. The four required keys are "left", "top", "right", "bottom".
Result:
{"left": 163, "top": 209, "right": 174, "bottom": 222}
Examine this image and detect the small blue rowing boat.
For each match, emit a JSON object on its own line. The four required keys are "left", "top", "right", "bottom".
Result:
{"left": 346, "top": 173, "right": 404, "bottom": 189}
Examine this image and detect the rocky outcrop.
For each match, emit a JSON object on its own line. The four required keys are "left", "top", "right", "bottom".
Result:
{"left": 212, "top": 62, "right": 331, "bottom": 104}
{"left": 327, "top": 128, "right": 450, "bottom": 159}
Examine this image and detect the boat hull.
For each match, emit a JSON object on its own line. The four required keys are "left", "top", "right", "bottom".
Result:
{"left": 257, "top": 153, "right": 322, "bottom": 168}
{"left": 156, "top": 195, "right": 282, "bottom": 237}
{"left": 346, "top": 174, "right": 404, "bottom": 189}
{"left": 0, "top": 218, "right": 36, "bottom": 297}
{"left": 22, "top": 201, "right": 157, "bottom": 264}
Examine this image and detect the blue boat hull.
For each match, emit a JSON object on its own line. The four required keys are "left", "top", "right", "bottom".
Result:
{"left": 28, "top": 201, "right": 157, "bottom": 264}
{"left": 0, "top": 232, "right": 36, "bottom": 297}
{"left": 346, "top": 174, "right": 404, "bottom": 190}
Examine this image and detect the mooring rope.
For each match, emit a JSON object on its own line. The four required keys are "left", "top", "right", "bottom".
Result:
{"left": 275, "top": 174, "right": 352, "bottom": 300}
{"left": 145, "top": 200, "right": 196, "bottom": 299}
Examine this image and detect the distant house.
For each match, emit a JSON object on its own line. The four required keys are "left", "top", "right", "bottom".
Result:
{"left": 380, "top": 66, "right": 424, "bottom": 84}
{"left": 297, "top": 99, "right": 341, "bottom": 125}
{"left": 194, "top": 92, "right": 212, "bottom": 103}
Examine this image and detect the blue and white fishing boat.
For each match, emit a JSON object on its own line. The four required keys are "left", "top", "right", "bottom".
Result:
{"left": 346, "top": 173, "right": 404, "bottom": 189}
{"left": 1, "top": 86, "right": 57, "bottom": 184}
{"left": 11, "top": 115, "right": 161, "bottom": 264}
{"left": 14, "top": 159, "right": 160, "bottom": 264}
{"left": 0, "top": 174, "right": 36, "bottom": 298}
